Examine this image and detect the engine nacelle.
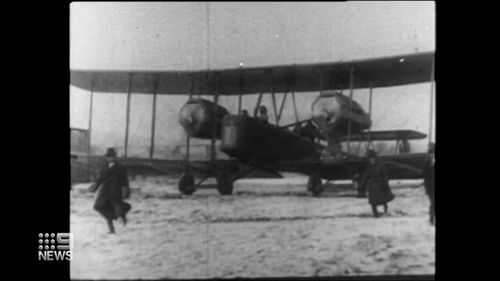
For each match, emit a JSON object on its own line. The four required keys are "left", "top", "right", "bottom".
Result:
{"left": 179, "top": 98, "right": 229, "bottom": 139}
{"left": 311, "top": 91, "right": 371, "bottom": 156}
{"left": 311, "top": 91, "right": 371, "bottom": 137}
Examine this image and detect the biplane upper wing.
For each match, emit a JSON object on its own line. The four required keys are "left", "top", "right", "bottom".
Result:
{"left": 70, "top": 51, "right": 434, "bottom": 95}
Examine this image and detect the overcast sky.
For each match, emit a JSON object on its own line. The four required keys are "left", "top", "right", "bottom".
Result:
{"left": 70, "top": 2, "right": 435, "bottom": 157}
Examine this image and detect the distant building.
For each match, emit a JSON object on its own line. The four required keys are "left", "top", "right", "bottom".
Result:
{"left": 71, "top": 128, "right": 92, "bottom": 184}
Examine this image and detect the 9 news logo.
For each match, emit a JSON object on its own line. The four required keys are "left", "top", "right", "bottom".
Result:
{"left": 38, "top": 233, "right": 73, "bottom": 261}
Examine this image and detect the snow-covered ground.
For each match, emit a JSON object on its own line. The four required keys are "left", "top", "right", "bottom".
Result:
{"left": 70, "top": 177, "right": 435, "bottom": 279}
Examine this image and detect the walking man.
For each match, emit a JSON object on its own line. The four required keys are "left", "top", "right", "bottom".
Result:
{"left": 364, "top": 149, "right": 395, "bottom": 217}
{"left": 90, "top": 148, "right": 131, "bottom": 234}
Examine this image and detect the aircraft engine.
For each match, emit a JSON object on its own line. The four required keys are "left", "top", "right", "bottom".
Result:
{"left": 311, "top": 91, "right": 371, "bottom": 155}
{"left": 179, "top": 98, "right": 230, "bottom": 139}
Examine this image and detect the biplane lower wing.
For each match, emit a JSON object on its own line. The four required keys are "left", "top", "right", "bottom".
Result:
{"left": 72, "top": 152, "right": 427, "bottom": 186}
{"left": 120, "top": 157, "right": 283, "bottom": 179}
{"left": 71, "top": 154, "right": 282, "bottom": 184}
{"left": 279, "top": 120, "right": 427, "bottom": 143}
{"left": 259, "top": 153, "right": 428, "bottom": 181}
{"left": 339, "top": 130, "right": 427, "bottom": 142}
{"left": 311, "top": 129, "right": 427, "bottom": 142}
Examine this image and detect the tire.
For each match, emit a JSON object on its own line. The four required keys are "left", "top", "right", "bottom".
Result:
{"left": 216, "top": 173, "right": 233, "bottom": 195}
{"left": 308, "top": 175, "right": 323, "bottom": 197}
{"left": 178, "top": 173, "right": 196, "bottom": 195}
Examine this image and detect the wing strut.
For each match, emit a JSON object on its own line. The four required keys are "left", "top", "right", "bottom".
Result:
{"left": 149, "top": 75, "right": 158, "bottom": 159}
{"left": 185, "top": 75, "right": 195, "bottom": 167}
{"left": 271, "top": 91, "right": 278, "bottom": 125}
{"left": 254, "top": 71, "right": 267, "bottom": 117}
{"left": 124, "top": 73, "right": 132, "bottom": 157}
{"left": 277, "top": 68, "right": 294, "bottom": 124}
{"left": 291, "top": 91, "right": 299, "bottom": 123}
{"left": 211, "top": 72, "right": 219, "bottom": 162}
{"left": 368, "top": 81, "right": 373, "bottom": 149}
{"left": 277, "top": 92, "right": 288, "bottom": 124}
{"left": 87, "top": 78, "right": 94, "bottom": 181}
{"left": 268, "top": 69, "right": 279, "bottom": 125}
{"left": 88, "top": 79, "right": 94, "bottom": 155}
{"left": 254, "top": 92, "right": 263, "bottom": 117}
{"left": 238, "top": 68, "right": 243, "bottom": 114}
{"left": 291, "top": 67, "right": 299, "bottom": 123}
{"left": 428, "top": 57, "right": 435, "bottom": 144}
{"left": 346, "top": 67, "right": 355, "bottom": 154}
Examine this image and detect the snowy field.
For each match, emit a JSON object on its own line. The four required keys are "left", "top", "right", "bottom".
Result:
{"left": 70, "top": 176, "right": 435, "bottom": 279}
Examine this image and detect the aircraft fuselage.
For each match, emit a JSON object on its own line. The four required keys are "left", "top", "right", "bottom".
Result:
{"left": 220, "top": 115, "right": 319, "bottom": 164}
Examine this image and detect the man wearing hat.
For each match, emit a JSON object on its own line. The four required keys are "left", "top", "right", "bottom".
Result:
{"left": 423, "top": 143, "right": 435, "bottom": 225}
{"left": 90, "top": 147, "right": 131, "bottom": 234}
{"left": 363, "top": 149, "right": 395, "bottom": 217}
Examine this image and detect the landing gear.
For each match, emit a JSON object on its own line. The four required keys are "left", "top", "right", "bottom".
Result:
{"left": 307, "top": 174, "right": 324, "bottom": 197}
{"left": 178, "top": 172, "right": 196, "bottom": 195}
{"left": 216, "top": 172, "right": 234, "bottom": 195}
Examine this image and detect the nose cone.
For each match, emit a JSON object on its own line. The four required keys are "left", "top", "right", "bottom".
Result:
{"left": 179, "top": 101, "right": 204, "bottom": 136}
{"left": 312, "top": 94, "right": 342, "bottom": 136}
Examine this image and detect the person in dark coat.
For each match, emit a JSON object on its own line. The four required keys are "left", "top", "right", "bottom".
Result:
{"left": 90, "top": 148, "right": 131, "bottom": 234}
{"left": 398, "top": 136, "right": 411, "bottom": 154}
{"left": 364, "top": 149, "right": 394, "bottom": 217}
{"left": 257, "top": 105, "right": 269, "bottom": 124}
{"left": 423, "top": 142, "right": 435, "bottom": 225}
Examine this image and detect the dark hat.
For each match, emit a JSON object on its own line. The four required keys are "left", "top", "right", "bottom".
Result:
{"left": 428, "top": 142, "right": 435, "bottom": 153}
{"left": 105, "top": 147, "right": 117, "bottom": 157}
{"left": 366, "top": 149, "right": 377, "bottom": 158}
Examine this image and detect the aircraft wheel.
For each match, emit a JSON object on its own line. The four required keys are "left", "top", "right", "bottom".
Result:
{"left": 216, "top": 173, "right": 233, "bottom": 195}
{"left": 178, "top": 173, "right": 196, "bottom": 195}
{"left": 308, "top": 174, "right": 323, "bottom": 197}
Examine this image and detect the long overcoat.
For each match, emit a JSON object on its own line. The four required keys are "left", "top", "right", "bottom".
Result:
{"left": 364, "top": 159, "right": 394, "bottom": 206}
{"left": 91, "top": 162, "right": 131, "bottom": 220}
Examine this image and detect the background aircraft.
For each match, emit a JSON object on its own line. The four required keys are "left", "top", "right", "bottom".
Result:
{"left": 70, "top": 51, "right": 435, "bottom": 196}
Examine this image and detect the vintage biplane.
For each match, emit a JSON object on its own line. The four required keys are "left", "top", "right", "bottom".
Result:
{"left": 70, "top": 51, "right": 435, "bottom": 196}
